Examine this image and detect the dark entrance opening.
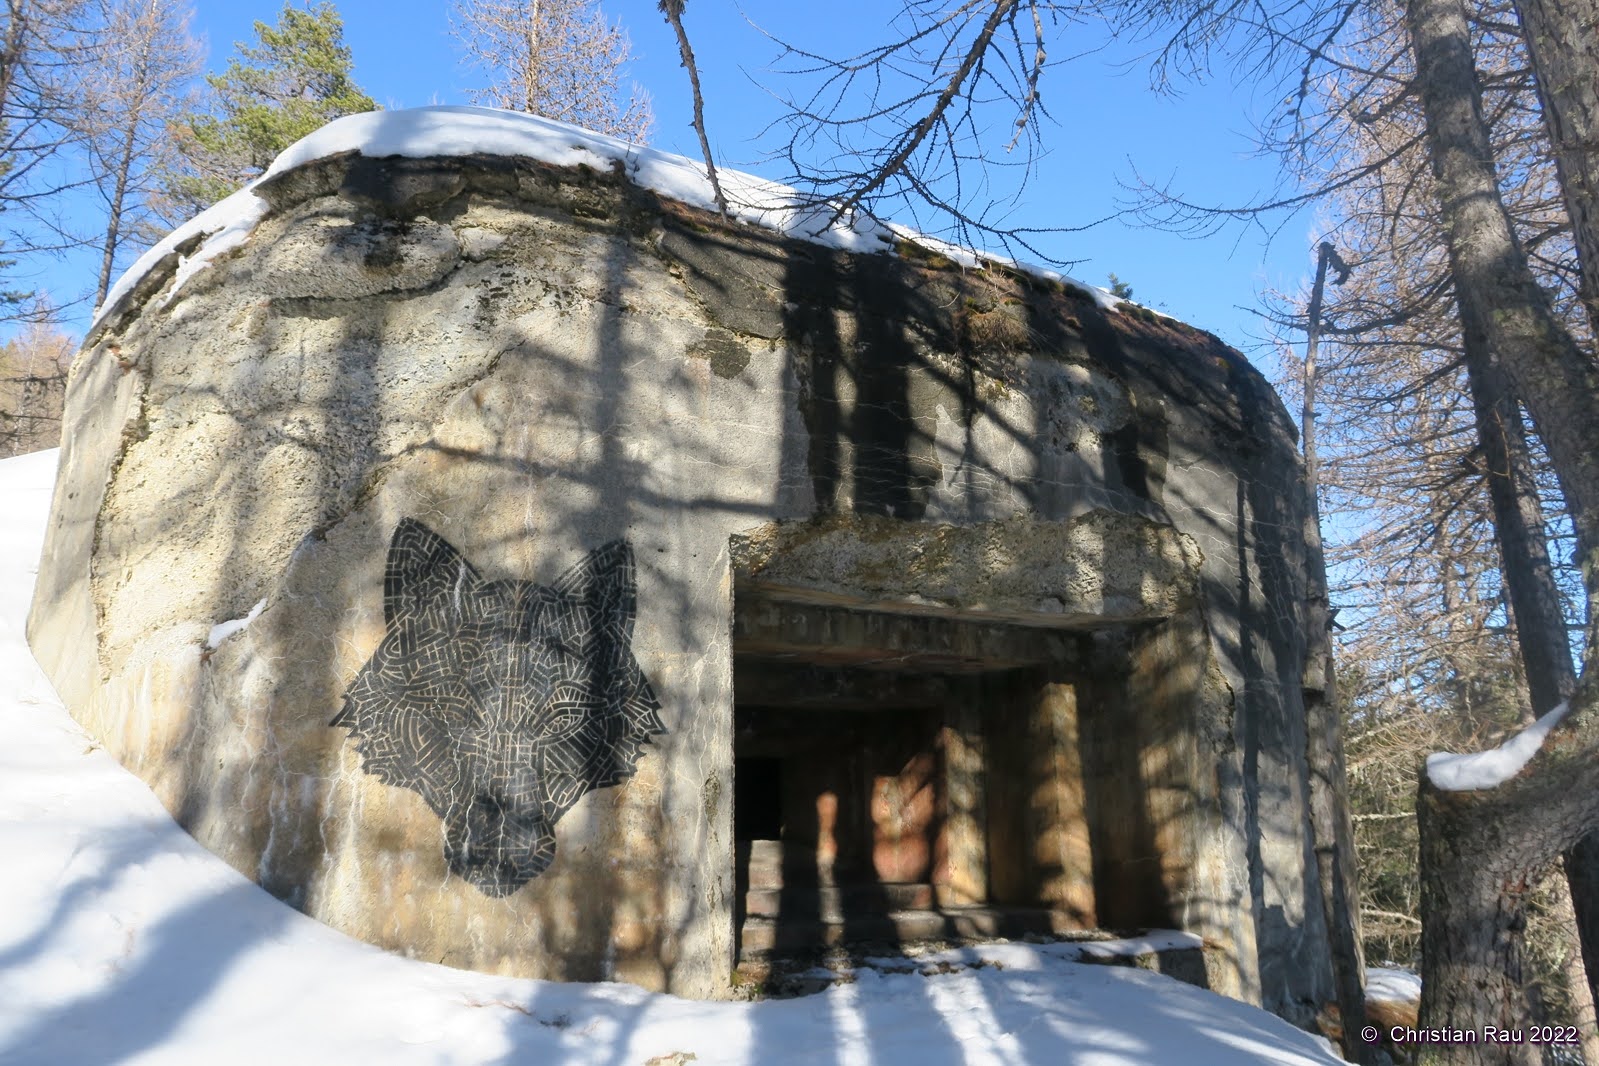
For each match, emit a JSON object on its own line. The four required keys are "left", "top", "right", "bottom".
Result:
{"left": 734, "top": 757, "right": 783, "bottom": 841}
{"left": 729, "top": 592, "right": 1178, "bottom": 985}
{"left": 732, "top": 700, "right": 945, "bottom": 968}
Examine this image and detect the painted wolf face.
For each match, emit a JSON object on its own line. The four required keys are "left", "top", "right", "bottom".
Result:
{"left": 333, "top": 519, "right": 666, "bottom": 896}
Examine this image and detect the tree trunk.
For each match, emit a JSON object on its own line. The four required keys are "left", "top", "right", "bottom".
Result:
{"left": 1464, "top": 359, "right": 1575, "bottom": 716}
{"left": 1403, "top": 0, "right": 1599, "bottom": 1053}
{"left": 1497, "top": 0, "right": 1599, "bottom": 1024}
{"left": 1507, "top": 0, "right": 1599, "bottom": 340}
{"left": 1569, "top": 841, "right": 1599, "bottom": 1028}
{"left": 1463, "top": 346, "right": 1599, "bottom": 1063}
{"left": 94, "top": 110, "right": 140, "bottom": 308}
{"left": 1301, "top": 241, "right": 1376, "bottom": 1065}
{"left": 659, "top": 0, "right": 728, "bottom": 217}
{"left": 1406, "top": 0, "right": 1599, "bottom": 579}
{"left": 1418, "top": 788, "right": 1544, "bottom": 1066}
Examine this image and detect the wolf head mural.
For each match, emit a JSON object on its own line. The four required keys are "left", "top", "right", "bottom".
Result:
{"left": 333, "top": 519, "right": 666, "bottom": 896}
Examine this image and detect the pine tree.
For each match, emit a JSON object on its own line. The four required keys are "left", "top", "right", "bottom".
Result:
{"left": 158, "top": 0, "right": 375, "bottom": 221}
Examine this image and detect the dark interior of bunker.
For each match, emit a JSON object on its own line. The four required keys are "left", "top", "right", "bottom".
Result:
{"left": 729, "top": 589, "right": 1186, "bottom": 981}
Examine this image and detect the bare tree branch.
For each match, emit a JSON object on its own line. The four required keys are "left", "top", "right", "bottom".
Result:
{"left": 658, "top": 0, "right": 725, "bottom": 217}
{"left": 452, "top": 0, "right": 651, "bottom": 142}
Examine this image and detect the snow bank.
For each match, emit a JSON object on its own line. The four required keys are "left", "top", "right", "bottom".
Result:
{"left": 1425, "top": 702, "right": 1572, "bottom": 791}
{"left": 0, "top": 447, "right": 57, "bottom": 629}
{"left": 95, "top": 106, "right": 1130, "bottom": 328}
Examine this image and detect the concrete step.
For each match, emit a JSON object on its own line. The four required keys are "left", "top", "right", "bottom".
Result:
{"left": 737, "top": 905, "right": 1082, "bottom": 956}
{"left": 744, "top": 882, "right": 936, "bottom": 920}
{"left": 740, "top": 839, "right": 850, "bottom": 890}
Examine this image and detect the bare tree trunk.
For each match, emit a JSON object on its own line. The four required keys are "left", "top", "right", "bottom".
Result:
{"left": 1465, "top": 364, "right": 1575, "bottom": 717}
{"left": 1568, "top": 843, "right": 1599, "bottom": 1044}
{"left": 1549, "top": 880, "right": 1599, "bottom": 1064}
{"left": 1506, "top": 0, "right": 1599, "bottom": 341}
{"left": 1406, "top": 0, "right": 1599, "bottom": 576}
{"left": 657, "top": 0, "right": 726, "bottom": 217}
{"left": 1417, "top": 790, "right": 1544, "bottom": 1066}
{"left": 1495, "top": 0, "right": 1599, "bottom": 1027}
{"left": 522, "top": 0, "right": 540, "bottom": 115}
{"left": 1301, "top": 240, "right": 1376, "bottom": 1065}
{"left": 1464, "top": 343, "right": 1599, "bottom": 1063}
{"left": 94, "top": 89, "right": 144, "bottom": 307}
{"left": 1403, "top": 0, "right": 1599, "bottom": 1052}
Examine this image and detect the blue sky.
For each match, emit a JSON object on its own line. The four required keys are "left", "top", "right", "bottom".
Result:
{"left": 36, "top": 0, "right": 1323, "bottom": 366}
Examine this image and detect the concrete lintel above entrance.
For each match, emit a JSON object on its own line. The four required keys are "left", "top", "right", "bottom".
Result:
{"left": 733, "top": 596, "right": 1110, "bottom": 675}
{"left": 730, "top": 510, "right": 1203, "bottom": 629}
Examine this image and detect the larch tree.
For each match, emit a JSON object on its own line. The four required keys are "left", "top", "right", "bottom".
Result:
{"left": 1258, "top": 1, "right": 1598, "bottom": 1036}
{"left": 1480, "top": 0, "right": 1599, "bottom": 1015}
{"left": 157, "top": 0, "right": 376, "bottom": 222}
{"left": 451, "top": 0, "right": 651, "bottom": 143}
{"left": 1398, "top": 0, "right": 1599, "bottom": 1049}
{"left": 72, "top": 0, "right": 201, "bottom": 308}
{"left": 1502, "top": 0, "right": 1599, "bottom": 341}
{"left": 0, "top": 0, "right": 96, "bottom": 316}
{"left": 1074, "top": 0, "right": 1599, "bottom": 1044}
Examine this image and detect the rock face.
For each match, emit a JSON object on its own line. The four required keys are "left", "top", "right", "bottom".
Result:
{"left": 30, "top": 123, "right": 1348, "bottom": 1021}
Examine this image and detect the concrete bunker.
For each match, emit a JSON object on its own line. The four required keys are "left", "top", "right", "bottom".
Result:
{"left": 27, "top": 109, "right": 1356, "bottom": 1027}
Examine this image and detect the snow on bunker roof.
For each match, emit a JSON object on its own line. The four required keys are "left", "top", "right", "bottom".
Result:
{"left": 96, "top": 106, "right": 1130, "bottom": 327}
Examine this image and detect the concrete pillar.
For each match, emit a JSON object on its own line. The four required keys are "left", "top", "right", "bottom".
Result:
{"left": 937, "top": 685, "right": 989, "bottom": 906}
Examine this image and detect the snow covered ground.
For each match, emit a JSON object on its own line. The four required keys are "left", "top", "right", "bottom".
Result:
{"left": 0, "top": 448, "right": 1346, "bottom": 1065}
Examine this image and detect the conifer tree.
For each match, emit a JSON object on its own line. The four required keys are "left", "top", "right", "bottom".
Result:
{"left": 158, "top": 0, "right": 375, "bottom": 221}
{"left": 73, "top": 0, "right": 201, "bottom": 307}
{"left": 0, "top": 0, "right": 96, "bottom": 318}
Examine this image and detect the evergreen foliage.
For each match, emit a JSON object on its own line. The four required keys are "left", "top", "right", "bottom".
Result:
{"left": 161, "top": 1, "right": 376, "bottom": 218}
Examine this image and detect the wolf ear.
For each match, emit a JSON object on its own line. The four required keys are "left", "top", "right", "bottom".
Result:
{"left": 553, "top": 540, "right": 637, "bottom": 639}
{"left": 384, "top": 518, "right": 482, "bottom": 626}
